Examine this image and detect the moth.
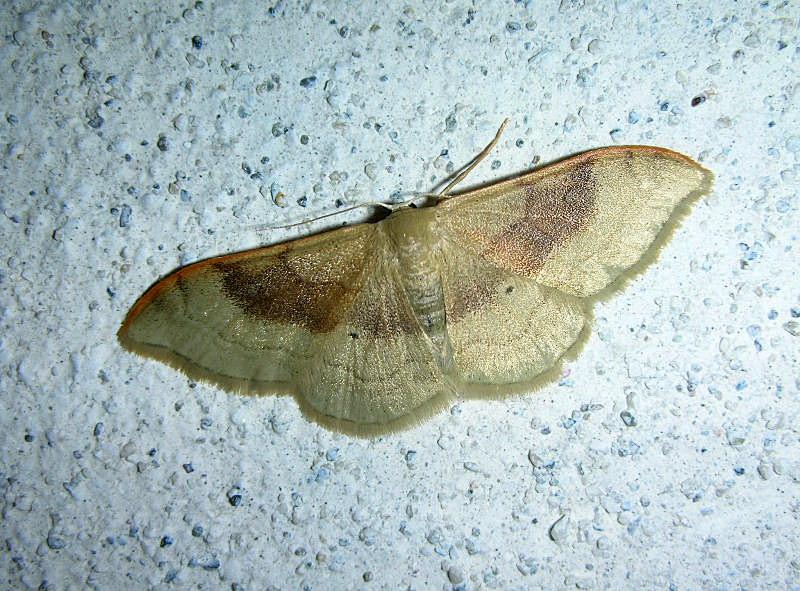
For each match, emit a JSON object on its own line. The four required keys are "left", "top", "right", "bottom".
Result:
{"left": 118, "top": 123, "right": 713, "bottom": 435}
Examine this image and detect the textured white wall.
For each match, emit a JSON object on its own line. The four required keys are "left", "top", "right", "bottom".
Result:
{"left": 1, "top": 1, "right": 798, "bottom": 589}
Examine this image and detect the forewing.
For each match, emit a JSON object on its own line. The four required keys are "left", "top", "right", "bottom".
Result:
{"left": 118, "top": 224, "right": 375, "bottom": 393}
{"left": 437, "top": 146, "right": 713, "bottom": 297}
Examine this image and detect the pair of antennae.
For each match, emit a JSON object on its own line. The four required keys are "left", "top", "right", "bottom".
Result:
{"left": 269, "top": 118, "right": 510, "bottom": 231}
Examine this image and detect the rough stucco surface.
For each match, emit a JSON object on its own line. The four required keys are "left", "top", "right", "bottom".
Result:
{"left": 1, "top": 1, "right": 798, "bottom": 590}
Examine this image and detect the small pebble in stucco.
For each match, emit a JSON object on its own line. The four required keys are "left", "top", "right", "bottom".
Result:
{"left": 119, "top": 204, "right": 132, "bottom": 228}
{"left": 203, "top": 558, "right": 221, "bottom": 570}
{"left": 549, "top": 514, "right": 569, "bottom": 543}
{"left": 445, "top": 112, "right": 457, "bottom": 132}
{"left": 620, "top": 410, "right": 637, "bottom": 427}
{"left": 47, "top": 532, "right": 66, "bottom": 550}
{"left": 447, "top": 565, "right": 465, "bottom": 584}
{"left": 87, "top": 112, "right": 104, "bottom": 129}
{"left": 227, "top": 486, "right": 243, "bottom": 506}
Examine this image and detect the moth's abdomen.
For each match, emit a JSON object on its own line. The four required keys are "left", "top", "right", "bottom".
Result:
{"left": 385, "top": 210, "right": 453, "bottom": 369}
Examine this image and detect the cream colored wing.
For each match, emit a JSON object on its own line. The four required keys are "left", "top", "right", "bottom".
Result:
{"left": 437, "top": 146, "right": 713, "bottom": 297}
{"left": 296, "top": 242, "right": 451, "bottom": 433}
{"left": 118, "top": 223, "right": 450, "bottom": 434}
{"left": 118, "top": 224, "right": 376, "bottom": 395}
{"left": 438, "top": 238, "right": 587, "bottom": 392}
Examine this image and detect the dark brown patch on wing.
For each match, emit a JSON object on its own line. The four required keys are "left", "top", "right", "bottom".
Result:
{"left": 345, "top": 252, "right": 431, "bottom": 337}
{"left": 444, "top": 259, "right": 507, "bottom": 322}
{"left": 438, "top": 157, "right": 597, "bottom": 322}
{"left": 347, "top": 290, "right": 421, "bottom": 337}
{"left": 488, "top": 157, "right": 596, "bottom": 275}
{"left": 214, "top": 247, "right": 368, "bottom": 334}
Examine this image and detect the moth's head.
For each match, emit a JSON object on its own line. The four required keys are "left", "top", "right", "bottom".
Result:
{"left": 385, "top": 192, "right": 440, "bottom": 218}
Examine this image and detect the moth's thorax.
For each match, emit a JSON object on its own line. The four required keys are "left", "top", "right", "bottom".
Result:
{"left": 384, "top": 206, "right": 438, "bottom": 252}
{"left": 383, "top": 207, "right": 441, "bottom": 290}
{"left": 383, "top": 207, "right": 453, "bottom": 368}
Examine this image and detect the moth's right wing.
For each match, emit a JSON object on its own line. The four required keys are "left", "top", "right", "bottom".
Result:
{"left": 437, "top": 237, "right": 587, "bottom": 392}
{"left": 436, "top": 146, "right": 713, "bottom": 298}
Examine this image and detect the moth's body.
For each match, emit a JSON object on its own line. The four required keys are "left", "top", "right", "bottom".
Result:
{"left": 118, "top": 145, "right": 713, "bottom": 436}
{"left": 384, "top": 208, "right": 453, "bottom": 370}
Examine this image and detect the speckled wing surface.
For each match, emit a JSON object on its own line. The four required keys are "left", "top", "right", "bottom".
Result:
{"left": 118, "top": 222, "right": 451, "bottom": 433}
{"left": 119, "top": 145, "right": 713, "bottom": 435}
{"left": 434, "top": 146, "right": 713, "bottom": 394}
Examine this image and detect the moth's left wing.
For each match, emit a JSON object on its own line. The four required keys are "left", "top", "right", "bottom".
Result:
{"left": 117, "top": 224, "right": 377, "bottom": 394}
{"left": 119, "top": 223, "right": 452, "bottom": 435}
